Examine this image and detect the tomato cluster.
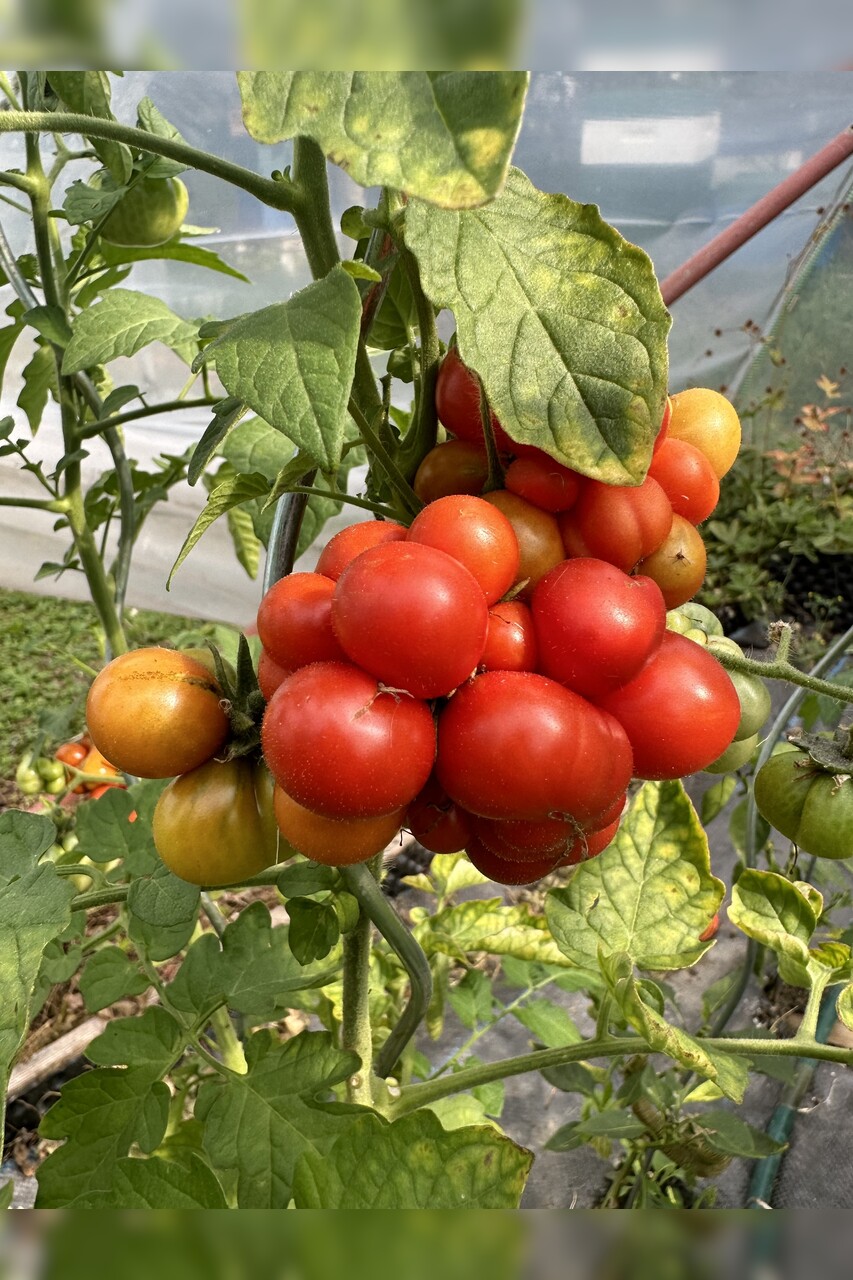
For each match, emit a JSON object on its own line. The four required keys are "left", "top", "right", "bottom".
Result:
{"left": 254, "top": 349, "right": 746, "bottom": 883}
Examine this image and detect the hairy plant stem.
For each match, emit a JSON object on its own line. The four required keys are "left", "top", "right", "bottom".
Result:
{"left": 340, "top": 856, "right": 379, "bottom": 1106}
{"left": 22, "top": 133, "right": 128, "bottom": 656}
{"left": 0, "top": 110, "right": 299, "bottom": 212}
{"left": 796, "top": 971, "right": 834, "bottom": 1043}
{"left": 387, "top": 1034, "right": 853, "bottom": 1120}
{"left": 279, "top": 484, "right": 402, "bottom": 522}
{"left": 348, "top": 398, "right": 422, "bottom": 518}
{"left": 714, "top": 647, "right": 853, "bottom": 706}
{"left": 396, "top": 240, "right": 441, "bottom": 481}
{"left": 207, "top": 1006, "right": 248, "bottom": 1075}
{"left": 340, "top": 859, "right": 433, "bottom": 1081}
{"left": 77, "top": 396, "right": 220, "bottom": 440}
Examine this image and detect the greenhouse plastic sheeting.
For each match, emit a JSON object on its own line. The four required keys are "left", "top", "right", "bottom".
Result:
{"left": 1, "top": 72, "right": 851, "bottom": 621}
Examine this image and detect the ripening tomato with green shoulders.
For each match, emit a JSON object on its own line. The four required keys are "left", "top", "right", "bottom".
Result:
{"left": 154, "top": 757, "right": 284, "bottom": 886}
{"left": 413, "top": 440, "right": 489, "bottom": 504}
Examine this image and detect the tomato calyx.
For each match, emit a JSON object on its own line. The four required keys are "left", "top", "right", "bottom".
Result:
{"left": 787, "top": 727, "right": 853, "bottom": 776}
{"left": 205, "top": 634, "right": 267, "bottom": 761}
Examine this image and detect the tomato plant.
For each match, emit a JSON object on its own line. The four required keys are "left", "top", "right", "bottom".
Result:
{"left": 4, "top": 70, "right": 853, "bottom": 1217}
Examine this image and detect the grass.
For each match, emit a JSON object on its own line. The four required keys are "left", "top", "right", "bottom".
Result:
{"left": 0, "top": 587, "right": 236, "bottom": 780}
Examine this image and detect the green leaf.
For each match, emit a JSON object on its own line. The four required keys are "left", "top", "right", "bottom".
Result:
{"left": 275, "top": 861, "right": 339, "bottom": 898}
{"left": 837, "top": 984, "right": 853, "bottom": 1032}
{"left": 539, "top": 1060, "right": 601, "bottom": 1095}
{"left": 187, "top": 398, "right": 246, "bottom": 485}
{"left": 73, "top": 780, "right": 162, "bottom": 873}
{"left": 72, "top": 1153, "right": 227, "bottom": 1209}
{"left": 167, "top": 471, "right": 270, "bottom": 588}
{"left": 135, "top": 97, "right": 189, "bottom": 180}
{"left": 167, "top": 902, "right": 336, "bottom": 1021}
{"left": 287, "top": 898, "right": 341, "bottom": 966}
{"left": 200, "top": 267, "right": 362, "bottom": 472}
{"left": 127, "top": 862, "right": 200, "bottom": 961}
{"left": 35, "top": 1068, "right": 170, "bottom": 1207}
{"left": 62, "top": 177, "right": 127, "bottom": 227}
{"left": 447, "top": 969, "right": 493, "bottom": 1029}
{"left": 220, "top": 414, "right": 295, "bottom": 480}
{"left": 195, "top": 1030, "right": 358, "bottom": 1208}
{"left": 513, "top": 998, "right": 582, "bottom": 1049}
{"left": 546, "top": 1109, "right": 647, "bottom": 1152}
{"left": 62, "top": 289, "right": 198, "bottom": 374}
{"left": 341, "top": 260, "right": 382, "bottom": 282}
{"left": 0, "top": 808, "right": 56, "bottom": 879}
{"left": 78, "top": 949, "right": 149, "bottom": 1013}
{"left": 0, "top": 863, "right": 76, "bottom": 1114}
{"left": 601, "top": 956, "right": 748, "bottom": 1103}
{"left": 238, "top": 72, "right": 528, "bottom": 210}
{"left": 22, "top": 304, "right": 73, "bottom": 347}
{"left": 48, "top": 71, "right": 132, "bottom": 182}
{"left": 425, "top": 1094, "right": 495, "bottom": 1131}
{"left": 87, "top": 1006, "right": 184, "bottom": 1073}
{"left": 17, "top": 344, "right": 58, "bottom": 434}
{"left": 406, "top": 167, "right": 670, "bottom": 482}
{"left": 413, "top": 897, "right": 572, "bottom": 967}
{"left": 0, "top": 316, "right": 24, "bottom": 391}
{"left": 0, "top": 1181, "right": 13, "bottom": 1209}
{"left": 701, "top": 775, "right": 737, "bottom": 825}
{"left": 696, "top": 1109, "right": 787, "bottom": 1159}
{"left": 100, "top": 385, "right": 141, "bottom": 416}
{"left": 292, "top": 1110, "right": 533, "bottom": 1208}
{"left": 728, "top": 868, "right": 817, "bottom": 971}
{"left": 546, "top": 782, "right": 724, "bottom": 971}
{"left": 99, "top": 238, "right": 250, "bottom": 282}
{"left": 369, "top": 262, "right": 422, "bottom": 352}
{"left": 225, "top": 496, "right": 261, "bottom": 578}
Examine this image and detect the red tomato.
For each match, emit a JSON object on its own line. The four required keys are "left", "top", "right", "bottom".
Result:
{"left": 332, "top": 542, "right": 488, "bottom": 699}
{"left": 315, "top": 519, "right": 407, "bottom": 582}
{"left": 413, "top": 441, "right": 488, "bottom": 504}
{"left": 636, "top": 514, "right": 707, "bottom": 609}
{"left": 558, "top": 475, "right": 673, "bottom": 573}
{"left": 648, "top": 437, "right": 720, "bottom": 524}
{"left": 504, "top": 452, "right": 582, "bottom": 513}
{"left": 596, "top": 631, "right": 741, "bottom": 780}
{"left": 406, "top": 494, "right": 520, "bottom": 605}
{"left": 436, "top": 670, "right": 633, "bottom": 826}
{"left": 257, "top": 649, "right": 292, "bottom": 702}
{"left": 256, "top": 572, "right": 347, "bottom": 671}
{"left": 406, "top": 776, "right": 473, "bottom": 854}
{"left": 481, "top": 490, "right": 565, "bottom": 598}
{"left": 89, "top": 781, "right": 124, "bottom": 799}
{"left": 435, "top": 346, "right": 515, "bottom": 453}
{"left": 261, "top": 661, "right": 436, "bottom": 819}
{"left": 465, "top": 836, "right": 562, "bottom": 885}
{"left": 481, "top": 601, "right": 538, "bottom": 673}
{"left": 469, "top": 811, "right": 577, "bottom": 861}
{"left": 273, "top": 786, "right": 404, "bottom": 866}
{"left": 55, "top": 741, "right": 88, "bottom": 769}
{"left": 532, "top": 558, "right": 666, "bottom": 700}
{"left": 561, "top": 816, "right": 621, "bottom": 865}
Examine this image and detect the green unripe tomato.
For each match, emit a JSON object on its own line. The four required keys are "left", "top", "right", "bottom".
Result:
{"left": 37, "top": 756, "right": 66, "bottom": 782}
{"left": 95, "top": 172, "right": 189, "bottom": 248}
{"left": 754, "top": 743, "right": 853, "bottom": 859}
{"left": 704, "top": 731, "right": 759, "bottom": 774}
{"left": 726, "top": 670, "right": 772, "bottom": 740}
{"left": 44, "top": 775, "right": 66, "bottom": 795}
{"left": 666, "top": 602, "right": 724, "bottom": 641}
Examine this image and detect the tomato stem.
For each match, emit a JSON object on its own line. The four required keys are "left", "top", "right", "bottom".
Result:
{"left": 714, "top": 646, "right": 853, "bottom": 709}
{"left": 340, "top": 859, "right": 433, "bottom": 1082}
{"left": 340, "top": 859, "right": 378, "bottom": 1108}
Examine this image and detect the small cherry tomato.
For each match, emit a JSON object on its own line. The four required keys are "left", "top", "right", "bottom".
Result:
{"left": 315, "top": 519, "right": 407, "bottom": 582}
{"left": 273, "top": 786, "right": 404, "bottom": 866}
{"left": 413, "top": 441, "right": 489, "bottom": 504}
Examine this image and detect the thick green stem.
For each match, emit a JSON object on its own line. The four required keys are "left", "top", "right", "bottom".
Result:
{"left": 290, "top": 137, "right": 341, "bottom": 280}
{"left": 0, "top": 110, "right": 297, "bottom": 211}
{"left": 340, "top": 861, "right": 377, "bottom": 1107}
{"left": 396, "top": 241, "right": 441, "bottom": 481}
{"left": 281, "top": 484, "right": 403, "bottom": 522}
{"left": 388, "top": 1032, "right": 853, "bottom": 1120}
{"left": 714, "top": 647, "right": 853, "bottom": 706}
{"left": 797, "top": 971, "right": 833, "bottom": 1043}
{"left": 78, "top": 397, "right": 219, "bottom": 440}
{"left": 0, "top": 496, "right": 68, "bottom": 511}
{"left": 340, "top": 860, "right": 433, "bottom": 1081}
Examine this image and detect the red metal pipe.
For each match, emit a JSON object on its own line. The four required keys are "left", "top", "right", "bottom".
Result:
{"left": 659, "top": 124, "right": 853, "bottom": 306}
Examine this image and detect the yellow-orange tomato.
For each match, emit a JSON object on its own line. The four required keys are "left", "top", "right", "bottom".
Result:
{"left": 273, "top": 786, "right": 404, "bottom": 867}
{"left": 635, "top": 514, "right": 707, "bottom": 609}
{"left": 667, "top": 388, "right": 741, "bottom": 479}
{"left": 79, "top": 745, "right": 125, "bottom": 791}
{"left": 481, "top": 490, "right": 565, "bottom": 599}
{"left": 86, "top": 647, "right": 230, "bottom": 779}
